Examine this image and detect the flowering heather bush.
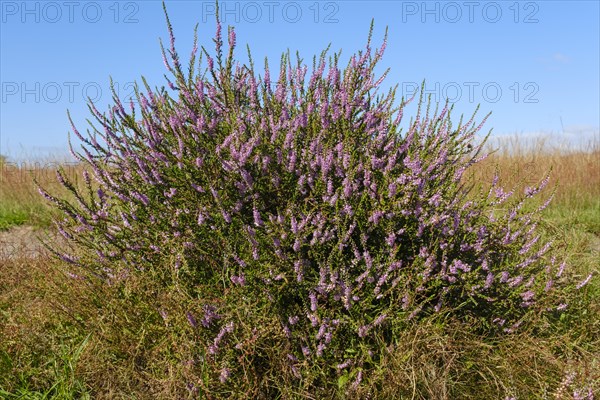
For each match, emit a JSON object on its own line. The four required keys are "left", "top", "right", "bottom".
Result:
{"left": 38, "top": 5, "right": 593, "bottom": 396}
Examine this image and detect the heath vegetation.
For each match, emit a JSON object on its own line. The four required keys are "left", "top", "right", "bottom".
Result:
{"left": 1, "top": 4, "right": 598, "bottom": 399}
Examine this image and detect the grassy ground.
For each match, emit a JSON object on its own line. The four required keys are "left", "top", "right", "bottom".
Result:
{"left": 0, "top": 136, "right": 598, "bottom": 398}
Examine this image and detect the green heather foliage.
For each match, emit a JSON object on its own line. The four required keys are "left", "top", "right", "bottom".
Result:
{"left": 37, "top": 4, "right": 593, "bottom": 397}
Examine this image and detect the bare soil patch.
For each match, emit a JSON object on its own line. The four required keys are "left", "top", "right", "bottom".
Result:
{"left": 0, "top": 225, "right": 57, "bottom": 260}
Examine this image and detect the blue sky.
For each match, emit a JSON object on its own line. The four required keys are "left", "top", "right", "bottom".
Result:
{"left": 1, "top": 0, "right": 599, "bottom": 161}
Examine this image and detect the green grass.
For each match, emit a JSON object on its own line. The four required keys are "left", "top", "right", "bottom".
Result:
{"left": 0, "top": 335, "right": 91, "bottom": 400}
{"left": 541, "top": 197, "right": 600, "bottom": 236}
{"left": 0, "top": 203, "right": 54, "bottom": 231}
{"left": 0, "top": 206, "right": 29, "bottom": 231}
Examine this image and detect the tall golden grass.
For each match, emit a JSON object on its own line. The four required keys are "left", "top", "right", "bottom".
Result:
{"left": 0, "top": 157, "right": 85, "bottom": 228}
{"left": 476, "top": 134, "right": 600, "bottom": 207}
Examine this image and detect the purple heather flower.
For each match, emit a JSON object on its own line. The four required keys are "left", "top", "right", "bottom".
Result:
{"left": 520, "top": 290, "right": 535, "bottom": 302}
{"left": 210, "top": 186, "right": 219, "bottom": 201}
{"left": 201, "top": 305, "right": 221, "bottom": 328}
{"left": 197, "top": 211, "right": 207, "bottom": 225}
{"left": 351, "top": 369, "right": 363, "bottom": 389}
{"left": 316, "top": 323, "right": 327, "bottom": 340}
{"left": 408, "top": 306, "right": 422, "bottom": 320}
{"left": 293, "top": 239, "right": 301, "bottom": 252}
{"left": 290, "top": 216, "right": 299, "bottom": 234}
{"left": 524, "top": 276, "right": 535, "bottom": 288}
{"left": 132, "top": 192, "right": 149, "bottom": 206}
{"left": 159, "top": 309, "right": 168, "bottom": 322}
{"left": 253, "top": 205, "right": 263, "bottom": 226}
{"left": 338, "top": 203, "right": 352, "bottom": 217}
{"left": 519, "top": 235, "right": 540, "bottom": 255}
{"left": 294, "top": 260, "right": 304, "bottom": 282}
{"left": 556, "top": 261, "right": 566, "bottom": 278}
{"left": 573, "top": 388, "right": 594, "bottom": 400}
{"left": 233, "top": 254, "right": 246, "bottom": 268}
{"left": 219, "top": 368, "right": 230, "bottom": 383}
{"left": 57, "top": 225, "right": 74, "bottom": 240}
{"left": 230, "top": 274, "right": 246, "bottom": 286}
{"left": 307, "top": 312, "right": 319, "bottom": 327}
{"left": 434, "top": 297, "right": 444, "bottom": 313}
{"left": 66, "top": 271, "right": 84, "bottom": 280}
{"left": 309, "top": 292, "right": 318, "bottom": 312}
{"left": 576, "top": 274, "right": 593, "bottom": 289}
{"left": 373, "top": 313, "right": 387, "bottom": 326}
{"left": 524, "top": 175, "right": 550, "bottom": 198}
{"left": 164, "top": 187, "right": 177, "bottom": 198}
{"left": 368, "top": 210, "right": 385, "bottom": 225}
{"left": 301, "top": 345, "right": 311, "bottom": 357}
{"left": 481, "top": 259, "right": 489, "bottom": 272}
{"left": 428, "top": 193, "right": 442, "bottom": 207}
{"left": 282, "top": 324, "right": 291, "bottom": 337}
{"left": 504, "top": 320, "right": 522, "bottom": 334}
{"left": 221, "top": 210, "right": 232, "bottom": 223}
{"left": 484, "top": 272, "right": 494, "bottom": 289}
{"left": 535, "top": 241, "right": 553, "bottom": 258}
{"left": 228, "top": 26, "right": 236, "bottom": 47}
{"left": 316, "top": 342, "right": 326, "bottom": 357}
{"left": 508, "top": 276, "right": 523, "bottom": 288}
{"left": 186, "top": 311, "right": 197, "bottom": 328}
{"left": 60, "top": 253, "right": 77, "bottom": 264}
{"left": 209, "top": 321, "right": 234, "bottom": 355}
{"left": 186, "top": 382, "right": 197, "bottom": 393}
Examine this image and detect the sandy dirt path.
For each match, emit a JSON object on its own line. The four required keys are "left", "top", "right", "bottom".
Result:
{"left": 0, "top": 225, "right": 58, "bottom": 260}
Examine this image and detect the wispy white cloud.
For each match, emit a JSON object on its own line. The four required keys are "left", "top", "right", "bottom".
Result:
{"left": 551, "top": 52, "right": 571, "bottom": 64}
{"left": 536, "top": 52, "right": 572, "bottom": 70}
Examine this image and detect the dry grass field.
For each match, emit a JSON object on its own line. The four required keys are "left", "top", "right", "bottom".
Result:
{"left": 0, "top": 135, "right": 598, "bottom": 398}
